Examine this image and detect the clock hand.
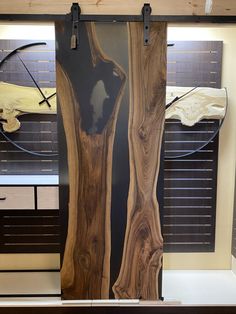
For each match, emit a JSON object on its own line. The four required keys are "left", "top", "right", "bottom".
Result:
{"left": 0, "top": 126, "right": 58, "bottom": 157}
{"left": 0, "top": 42, "right": 47, "bottom": 69}
{"left": 166, "top": 86, "right": 199, "bottom": 109}
{"left": 39, "top": 92, "right": 56, "bottom": 105}
{"left": 17, "top": 55, "right": 51, "bottom": 108}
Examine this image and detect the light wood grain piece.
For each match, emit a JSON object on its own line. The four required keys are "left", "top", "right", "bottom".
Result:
{"left": 37, "top": 186, "right": 59, "bottom": 210}
{"left": 0, "top": 82, "right": 56, "bottom": 132}
{"left": 0, "top": 0, "right": 206, "bottom": 15}
{"left": 0, "top": 187, "right": 34, "bottom": 210}
{"left": 166, "top": 87, "right": 226, "bottom": 126}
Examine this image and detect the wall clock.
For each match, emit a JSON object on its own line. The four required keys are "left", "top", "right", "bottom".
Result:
{"left": 0, "top": 42, "right": 57, "bottom": 156}
{"left": 165, "top": 86, "right": 227, "bottom": 159}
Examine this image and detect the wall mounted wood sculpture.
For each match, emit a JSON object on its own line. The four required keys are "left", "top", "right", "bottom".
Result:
{"left": 56, "top": 19, "right": 166, "bottom": 300}
{"left": 0, "top": 82, "right": 56, "bottom": 132}
{"left": 0, "top": 39, "right": 58, "bottom": 175}
{"left": 166, "top": 87, "right": 226, "bottom": 126}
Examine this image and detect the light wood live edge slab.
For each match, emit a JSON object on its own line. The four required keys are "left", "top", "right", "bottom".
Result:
{"left": 2, "top": 0, "right": 236, "bottom": 16}
{"left": 56, "top": 21, "right": 126, "bottom": 299}
{"left": 0, "top": 82, "right": 56, "bottom": 133}
{"left": 166, "top": 87, "right": 226, "bottom": 126}
{"left": 113, "top": 22, "right": 166, "bottom": 300}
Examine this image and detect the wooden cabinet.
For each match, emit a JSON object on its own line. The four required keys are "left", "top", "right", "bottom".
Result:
{"left": 0, "top": 184, "right": 60, "bottom": 253}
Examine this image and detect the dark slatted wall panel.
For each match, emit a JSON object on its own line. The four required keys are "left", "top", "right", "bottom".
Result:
{"left": 163, "top": 41, "right": 223, "bottom": 252}
{"left": 0, "top": 40, "right": 58, "bottom": 175}
{"left": 0, "top": 209, "right": 60, "bottom": 253}
{"left": 167, "top": 41, "right": 222, "bottom": 87}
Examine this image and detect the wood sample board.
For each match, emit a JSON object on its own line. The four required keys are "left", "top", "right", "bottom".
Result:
{"left": 56, "top": 19, "right": 166, "bottom": 300}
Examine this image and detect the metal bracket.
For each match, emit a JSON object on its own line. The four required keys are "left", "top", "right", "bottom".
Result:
{"left": 71, "top": 3, "right": 81, "bottom": 49}
{"left": 142, "top": 3, "right": 152, "bottom": 46}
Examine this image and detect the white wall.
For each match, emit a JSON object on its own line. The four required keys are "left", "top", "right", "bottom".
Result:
{"left": 0, "top": 22, "right": 54, "bottom": 40}
{"left": 165, "top": 24, "right": 236, "bottom": 270}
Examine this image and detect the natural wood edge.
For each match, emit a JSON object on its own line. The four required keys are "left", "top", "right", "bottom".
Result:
{"left": 166, "top": 87, "right": 227, "bottom": 126}
{"left": 58, "top": 21, "right": 126, "bottom": 299}
{"left": 113, "top": 21, "right": 166, "bottom": 300}
{"left": 57, "top": 62, "right": 78, "bottom": 290}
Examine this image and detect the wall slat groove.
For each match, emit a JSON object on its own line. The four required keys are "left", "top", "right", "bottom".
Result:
{"left": 163, "top": 40, "right": 222, "bottom": 252}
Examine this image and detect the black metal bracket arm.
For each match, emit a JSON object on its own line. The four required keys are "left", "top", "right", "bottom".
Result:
{"left": 142, "top": 3, "right": 152, "bottom": 46}
{"left": 71, "top": 2, "right": 81, "bottom": 49}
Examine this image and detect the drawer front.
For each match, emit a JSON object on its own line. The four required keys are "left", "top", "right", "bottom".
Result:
{"left": 37, "top": 186, "right": 59, "bottom": 210}
{"left": 0, "top": 187, "right": 35, "bottom": 210}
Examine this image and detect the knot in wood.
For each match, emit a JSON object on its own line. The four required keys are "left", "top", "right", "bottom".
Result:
{"left": 78, "top": 252, "right": 91, "bottom": 270}
{"left": 138, "top": 126, "right": 147, "bottom": 140}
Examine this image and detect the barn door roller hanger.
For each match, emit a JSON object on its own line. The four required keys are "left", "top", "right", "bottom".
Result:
{"left": 142, "top": 3, "right": 152, "bottom": 45}
{"left": 69, "top": 2, "right": 162, "bottom": 48}
{"left": 71, "top": 2, "right": 81, "bottom": 49}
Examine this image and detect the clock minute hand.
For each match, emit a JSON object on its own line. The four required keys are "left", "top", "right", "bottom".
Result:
{"left": 39, "top": 92, "right": 56, "bottom": 105}
{"left": 17, "top": 55, "right": 51, "bottom": 108}
{"left": 166, "top": 86, "right": 199, "bottom": 109}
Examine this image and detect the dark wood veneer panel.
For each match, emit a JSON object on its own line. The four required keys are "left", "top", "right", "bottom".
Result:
{"left": 112, "top": 22, "right": 166, "bottom": 300}
{"left": 0, "top": 209, "right": 60, "bottom": 253}
{"left": 56, "top": 20, "right": 126, "bottom": 299}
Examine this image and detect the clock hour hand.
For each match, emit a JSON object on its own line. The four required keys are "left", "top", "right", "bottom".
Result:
{"left": 38, "top": 92, "right": 56, "bottom": 105}
{"left": 17, "top": 55, "right": 51, "bottom": 108}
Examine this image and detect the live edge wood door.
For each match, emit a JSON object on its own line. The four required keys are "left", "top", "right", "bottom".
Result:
{"left": 56, "top": 19, "right": 167, "bottom": 300}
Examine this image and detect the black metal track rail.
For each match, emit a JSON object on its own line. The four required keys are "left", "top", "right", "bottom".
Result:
{"left": 0, "top": 14, "right": 236, "bottom": 23}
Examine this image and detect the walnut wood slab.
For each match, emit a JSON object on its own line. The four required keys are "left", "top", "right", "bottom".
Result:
{"left": 166, "top": 86, "right": 226, "bottom": 126}
{"left": 0, "top": 82, "right": 56, "bottom": 132}
{"left": 56, "top": 21, "right": 126, "bottom": 299}
{"left": 113, "top": 22, "right": 167, "bottom": 300}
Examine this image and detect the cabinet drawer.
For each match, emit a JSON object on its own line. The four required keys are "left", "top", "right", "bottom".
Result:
{"left": 37, "top": 186, "right": 59, "bottom": 210}
{"left": 0, "top": 187, "right": 35, "bottom": 210}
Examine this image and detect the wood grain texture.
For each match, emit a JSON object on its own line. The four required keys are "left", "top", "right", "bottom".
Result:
{"left": 0, "top": 0, "right": 205, "bottom": 15}
{"left": 56, "top": 21, "right": 126, "bottom": 299}
{"left": 210, "top": 0, "right": 236, "bottom": 15}
{"left": 112, "top": 22, "right": 166, "bottom": 300}
{"left": 2, "top": 0, "right": 236, "bottom": 16}
{"left": 0, "top": 82, "right": 56, "bottom": 132}
{"left": 37, "top": 186, "right": 59, "bottom": 210}
{"left": 166, "top": 87, "right": 226, "bottom": 126}
{"left": 0, "top": 186, "right": 34, "bottom": 210}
